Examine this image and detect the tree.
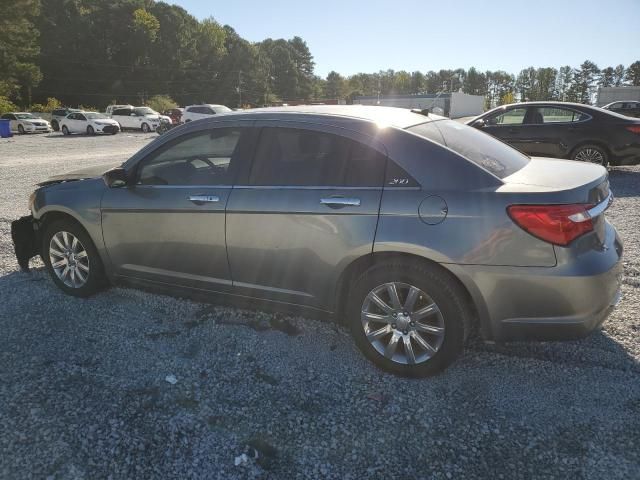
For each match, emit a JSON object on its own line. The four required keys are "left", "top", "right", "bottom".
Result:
{"left": 147, "top": 95, "right": 177, "bottom": 112}
{"left": 571, "top": 60, "right": 600, "bottom": 104}
{"left": 463, "top": 67, "right": 486, "bottom": 96}
{"left": 556, "top": 66, "right": 573, "bottom": 101}
{"left": 599, "top": 67, "right": 615, "bottom": 88}
{"left": 626, "top": 61, "right": 640, "bottom": 86}
{"left": 613, "top": 64, "right": 626, "bottom": 86}
{"left": 324, "top": 71, "right": 346, "bottom": 100}
{"left": 0, "top": 0, "right": 41, "bottom": 105}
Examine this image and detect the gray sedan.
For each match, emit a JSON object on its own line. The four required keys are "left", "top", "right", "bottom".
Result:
{"left": 12, "top": 106, "right": 623, "bottom": 376}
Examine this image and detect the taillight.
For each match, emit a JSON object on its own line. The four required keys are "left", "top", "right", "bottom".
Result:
{"left": 507, "top": 204, "right": 595, "bottom": 246}
{"left": 625, "top": 125, "right": 640, "bottom": 134}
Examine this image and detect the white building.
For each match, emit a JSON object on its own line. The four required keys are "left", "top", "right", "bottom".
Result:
{"left": 597, "top": 86, "right": 640, "bottom": 106}
{"left": 353, "top": 91, "right": 485, "bottom": 118}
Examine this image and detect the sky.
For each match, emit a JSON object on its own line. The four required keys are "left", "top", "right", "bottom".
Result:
{"left": 171, "top": 0, "right": 640, "bottom": 78}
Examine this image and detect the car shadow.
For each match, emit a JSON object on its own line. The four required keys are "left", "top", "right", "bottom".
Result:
{"left": 608, "top": 167, "right": 640, "bottom": 198}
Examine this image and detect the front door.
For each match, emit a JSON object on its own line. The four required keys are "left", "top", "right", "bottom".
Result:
{"left": 101, "top": 125, "right": 248, "bottom": 291}
{"left": 225, "top": 122, "right": 386, "bottom": 310}
{"left": 480, "top": 106, "right": 531, "bottom": 154}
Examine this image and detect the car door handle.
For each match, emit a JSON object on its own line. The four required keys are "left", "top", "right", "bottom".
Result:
{"left": 320, "top": 197, "right": 361, "bottom": 208}
{"left": 188, "top": 195, "right": 219, "bottom": 204}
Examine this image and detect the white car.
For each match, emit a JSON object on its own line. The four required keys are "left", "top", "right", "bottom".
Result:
{"left": 105, "top": 104, "right": 133, "bottom": 116}
{"left": 1, "top": 112, "right": 51, "bottom": 134}
{"left": 61, "top": 111, "right": 120, "bottom": 135}
{"left": 182, "top": 104, "right": 231, "bottom": 122}
{"left": 109, "top": 106, "right": 170, "bottom": 132}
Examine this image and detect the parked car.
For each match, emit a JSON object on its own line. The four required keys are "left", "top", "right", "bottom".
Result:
{"left": 109, "top": 106, "right": 169, "bottom": 133}
{"left": 162, "top": 108, "right": 183, "bottom": 124}
{"left": 601, "top": 101, "right": 640, "bottom": 118}
{"left": 12, "top": 106, "right": 622, "bottom": 377}
{"left": 182, "top": 104, "right": 231, "bottom": 122}
{"left": 60, "top": 111, "right": 119, "bottom": 135}
{"left": 467, "top": 101, "right": 640, "bottom": 166}
{"left": 51, "top": 108, "right": 82, "bottom": 131}
{"left": 1, "top": 112, "right": 51, "bottom": 134}
{"left": 105, "top": 104, "right": 133, "bottom": 116}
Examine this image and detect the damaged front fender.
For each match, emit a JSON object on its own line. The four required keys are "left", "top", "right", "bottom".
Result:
{"left": 11, "top": 215, "right": 40, "bottom": 271}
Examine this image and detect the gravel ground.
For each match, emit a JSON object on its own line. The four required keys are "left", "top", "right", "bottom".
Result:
{"left": 1, "top": 132, "right": 639, "bottom": 479}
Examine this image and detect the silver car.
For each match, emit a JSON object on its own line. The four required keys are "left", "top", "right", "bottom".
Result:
{"left": 11, "top": 106, "right": 623, "bottom": 376}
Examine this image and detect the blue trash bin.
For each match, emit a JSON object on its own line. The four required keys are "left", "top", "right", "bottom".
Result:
{"left": 0, "top": 119, "right": 12, "bottom": 138}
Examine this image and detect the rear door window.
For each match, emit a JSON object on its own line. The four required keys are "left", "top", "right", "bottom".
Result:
{"left": 535, "top": 107, "right": 588, "bottom": 123}
{"left": 248, "top": 127, "right": 385, "bottom": 187}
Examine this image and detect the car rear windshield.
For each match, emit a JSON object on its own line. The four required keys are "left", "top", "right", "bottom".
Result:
{"left": 407, "top": 120, "right": 530, "bottom": 178}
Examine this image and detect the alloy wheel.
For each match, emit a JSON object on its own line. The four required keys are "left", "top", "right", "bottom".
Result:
{"left": 574, "top": 147, "right": 604, "bottom": 164}
{"left": 361, "top": 282, "right": 445, "bottom": 365}
{"left": 49, "top": 231, "right": 90, "bottom": 288}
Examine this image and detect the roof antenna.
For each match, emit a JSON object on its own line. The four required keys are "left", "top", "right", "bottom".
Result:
{"left": 411, "top": 108, "right": 430, "bottom": 116}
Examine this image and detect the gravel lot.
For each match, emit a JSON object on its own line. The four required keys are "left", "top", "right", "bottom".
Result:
{"left": 1, "top": 132, "right": 639, "bottom": 479}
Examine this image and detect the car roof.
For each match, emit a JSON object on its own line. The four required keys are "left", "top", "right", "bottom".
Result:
{"left": 198, "top": 105, "right": 438, "bottom": 129}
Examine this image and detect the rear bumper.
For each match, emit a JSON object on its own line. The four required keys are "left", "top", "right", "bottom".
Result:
{"left": 453, "top": 224, "right": 623, "bottom": 342}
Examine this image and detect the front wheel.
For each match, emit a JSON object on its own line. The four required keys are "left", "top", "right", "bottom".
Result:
{"left": 87, "top": 125, "right": 95, "bottom": 135}
{"left": 347, "top": 262, "right": 470, "bottom": 377}
{"left": 571, "top": 144, "right": 608, "bottom": 166}
{"left": 61, "top": 125, "right": 70, "bottom": 136}
{"left": 51, "top": 120, "right": 59, "bottom": 131}
{"left": 42, "top": 220, "right": 108, "bottom": 297}
{"left": 18, "top": 124, "right": 25, "bottom": 134}
{"left": 141, "top": 122, "right": 150, "bottom": 133}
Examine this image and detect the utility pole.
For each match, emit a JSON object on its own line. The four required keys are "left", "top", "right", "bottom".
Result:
{"left": 237, "top": 71, "right": 243, "bottom": 109}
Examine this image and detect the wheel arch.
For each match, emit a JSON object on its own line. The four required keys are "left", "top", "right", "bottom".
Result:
{"left": 333, "top": 251, "right": 491, "bottom": 340}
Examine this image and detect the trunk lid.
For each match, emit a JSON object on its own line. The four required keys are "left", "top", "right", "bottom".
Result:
{"left": 498, "top": 157, "right": 611, "bottom": 245}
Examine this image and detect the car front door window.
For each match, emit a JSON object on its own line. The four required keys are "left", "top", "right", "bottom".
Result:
{"left": 486, "top": 108, "right": 527, "bottom": 126}
{"left": 137, "top": 128, "right": 242, "bottom": 186}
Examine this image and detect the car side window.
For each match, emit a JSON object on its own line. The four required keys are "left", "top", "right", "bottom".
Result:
{"left": 486, "top": 108, "right": 527, "bottom": 126}
{"left": 204, "top": 108, "right": 215, "bottom": 115}
{"left": 137, "top": 128, "right": 243, "bottom": 186}
{"left": 248, "top": 127, "right": 385, "bottom": 187}
{"left": 67, "top": 113, "right": 76, "bottom": 120}
{"left": 537, "top": 107, "right": 587, "bottom": 123}
{"left": 78, "top": 114, "right": 86, "bottom": 121}
{"left": 1, "top": 114, "right": 10, "bottom": 119}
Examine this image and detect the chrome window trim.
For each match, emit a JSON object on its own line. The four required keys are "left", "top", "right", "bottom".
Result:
{"left": 133, "top": 184, "right": 233, "bottom": 189}
{"left": 232, "top": 185, "right": 383, "bottom": 191}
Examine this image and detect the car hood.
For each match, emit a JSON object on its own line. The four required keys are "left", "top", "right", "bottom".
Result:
{"left": 37, "top": 163, "right": 120, "bottom": 186}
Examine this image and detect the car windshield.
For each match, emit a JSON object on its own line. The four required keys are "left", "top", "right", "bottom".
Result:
{"left": 408, "top": 120, "right": 530, "bottom": 178}
{"left": 16, "top": 113, "right": 37, "bottom": 119}
{"left": 135, "top": 107, "right": 156, "bottom": 116}
{"left": 85, "top": 112, "right": 106, "bottom": 119}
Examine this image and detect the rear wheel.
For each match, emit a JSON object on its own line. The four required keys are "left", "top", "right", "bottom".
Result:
{"left": 571, "top": 144, "right": 608, "bottom": 166}
{"left": 18, "top": 124, "right": 25, "bottom": 134}
{"left": 347, "top": 261, "right": 470, "bottom": 377}
{"left": 42, "top": 219, "right": 107, "bottom": 297}
{"left": 141, "top": 122, "right": 150, "bottom": 133}
{"left": 61, "top": 125, "right": 70, "bottom": 136}
{"left": 51, "top": 120, "right": 59, "bottom": 131}
{"left": 87, "top": 125, "right": 95, "bottom": 135}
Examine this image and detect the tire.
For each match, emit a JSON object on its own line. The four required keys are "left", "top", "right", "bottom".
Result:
{"left": 346, "top": 261, "right": 470, "bottom": 377}
{"left": 18, "top": 124, "right": 25, "bottom": 134}
{"left": 42, "top": 219, "right": 108, "bottom": 297}
{"left": 87, "top": 125, "right": 95, "bottom": 135}
{"left": 571, "top": 144, "right": 608, "bottom": 166}
{"left": 51, "top": 120, "right": 59, "bottom": 131}
{"left": 61, "top": 125, "right": 70, "bottom": 136}
{"left": 141, "top": 122, "right": 150, "bottom": 133}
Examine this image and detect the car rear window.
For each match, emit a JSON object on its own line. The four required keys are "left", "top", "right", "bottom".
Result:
{"left": 407, "top": 120, "right": 530, "bottom": 178}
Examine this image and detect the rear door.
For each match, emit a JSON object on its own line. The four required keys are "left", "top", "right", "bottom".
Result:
{"left": 101, "top": 123, "right": 252, "bottom": 291}
{"left": 524, "top": 106, "right": 592, "bottom": 158}
{"left": 225, "top": 122, "right": 387, "bottom": 310}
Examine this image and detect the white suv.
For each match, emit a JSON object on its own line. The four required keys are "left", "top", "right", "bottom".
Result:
{"left": 182, "top": 104, "right": 231, "bottom": 122}
{"left": 109, "top": 106, "right": 169, "bottom": 133}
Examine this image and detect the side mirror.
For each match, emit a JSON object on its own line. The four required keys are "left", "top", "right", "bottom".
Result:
{"left": 472, "top": 119, "right": 486, "bottom": 128}
{"left": 103, "top": 167, "right": 129, "bottom": 188}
